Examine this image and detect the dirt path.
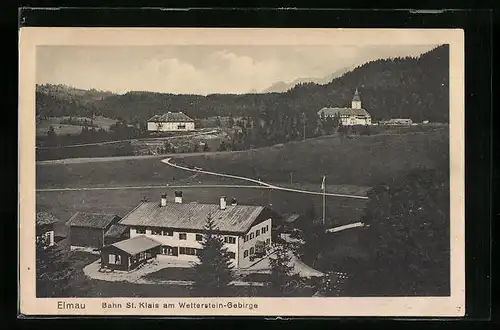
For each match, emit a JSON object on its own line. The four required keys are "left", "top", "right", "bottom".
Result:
{"left": 162, "top": 157, "right": 369, "bottom": 200}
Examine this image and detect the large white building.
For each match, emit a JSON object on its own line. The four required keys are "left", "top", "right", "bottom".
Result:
{"left": 115, "top": 192, "right": 277, "bottom": 269}
{"left": 147, "top": 112, "right": 195, "bottom": 132}
{"left": 317, "top": 88, "right": 372, "bottom": 126}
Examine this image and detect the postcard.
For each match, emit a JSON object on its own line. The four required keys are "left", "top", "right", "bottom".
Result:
{"left": 19, "top": 27, "right": 464, "bottom": 317}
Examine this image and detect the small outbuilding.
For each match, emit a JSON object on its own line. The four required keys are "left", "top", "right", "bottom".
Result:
{"left": 66, "top": 212, "right": 122, "bottom": 251}
{"left": 104, "top": 224, "right": 130, "bottom": 246}
{"left": 36, "top": 212, "right": 59, "bottom": 248}
{"left": 100, "top": 235, "right": 162, "bottom": 271}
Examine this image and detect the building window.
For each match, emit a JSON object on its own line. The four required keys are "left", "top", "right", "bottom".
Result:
{"left": 243, "top": 236, "right": 247, "bottom": 242}
{"left": 266, "top": 225, "right": 269, "bottom": 232}
{"left": 228, "top": 252, "right": 236, "bottom": 259}
{"left": 224, "top": 236, "right": 236, "bottom": 244}
{"left": 177, "top": 124, "right": 186, "bottom": 129}
{"left": 151, "top": 229, "right": 162, "bottom": 235}
{"left": 266, "top": 238, "right": 270, "bottom": 245}
{"left": 136, "top": 228, "right": 146, "bottom": 234}
{"left": 250, "top": 232, "right": 254, "bottom": 240}
{"left": 196, "top": 234, "right": 203, "bottom": 241}
{"left": 161, "top": 246, "right": 177, "bottom": 256}
{"left": 261, "top": 227, "right": 266, "bottom": 234}
{"left": 179, "top": 247, "right": 198, "bottom": 256}
{"left": 256, "top": 230, "right": 260, "bottom": 237}
{"left": 244, "top": 250, "right": 248, "bottom": 258}
{"left": 179, "top": 233, "right": 187, "bottom": 240}
{"left": 245, "top": 234, "right": 249, "bottom": 242}
{"left": 250, "top": 247, "right": 255, "bottom": 255}
{"left": 162, "top": 230, "right": 173, "bottom": 236}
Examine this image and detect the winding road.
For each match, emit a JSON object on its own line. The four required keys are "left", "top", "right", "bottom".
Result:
{"left": 162, "top": 158, "right": 369, "bottom": 200}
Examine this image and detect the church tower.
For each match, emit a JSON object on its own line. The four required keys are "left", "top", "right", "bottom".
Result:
{"left": 351, "top": 88, "right": 361, "bottom": 109}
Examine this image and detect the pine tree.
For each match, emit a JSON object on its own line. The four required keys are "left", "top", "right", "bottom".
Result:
{"left": 36, "top": 240, "right": 75, "bottom": 297}
{"left": 268, "top": 241, "right": 294, "bottom": 296}
{"left": 191, "top": 214, "right": 235, "bottom": 297}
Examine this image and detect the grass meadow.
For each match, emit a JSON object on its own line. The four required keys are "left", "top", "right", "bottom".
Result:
{"left": 36, "top": 116, "right": 118, "bottom": 137}
{"left": 176, "top": 127, "right": 449, "bottom": 187}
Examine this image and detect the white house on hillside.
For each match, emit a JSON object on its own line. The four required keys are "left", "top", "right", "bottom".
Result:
{"left": 317, "top": 88, "right": 372, "bottom": 126}
{"left": 112, "top": 192, "right": 277, "bottom": 269}
{"left": 147, "top": 112, "right": 195, "bottom": 132}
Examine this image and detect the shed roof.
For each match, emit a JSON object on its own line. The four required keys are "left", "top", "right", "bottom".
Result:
{"left": 318, "top": 107, "right": 371, "bottom": 117}
{"left": 66, "top": 212, "right": 120, "bottom": 229}
{"left": 105, "top": 224, "right": 129, "bottom": 238}
{"left": 36, "top": 212, "right": 59, "bottom": 226}
{"left": 109, "top": 235, "right": 161, "bottom": 255}
{"left": 119, "top": 202, "right": 274, "bottom": 234}
{"left": 148, "top": 112, "right": 194, "bottom": 123}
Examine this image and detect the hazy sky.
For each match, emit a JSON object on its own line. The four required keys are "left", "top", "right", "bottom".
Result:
{"left": 37, "top": 44, "right": 437, "bottom": 95}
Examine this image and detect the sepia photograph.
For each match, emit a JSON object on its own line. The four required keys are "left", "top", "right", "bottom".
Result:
{"left": 19, "top": 28, "right": 465, "bottom": 317}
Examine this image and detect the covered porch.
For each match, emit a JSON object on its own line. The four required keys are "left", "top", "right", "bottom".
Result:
{"left": 100, "top": 235, "right": 162, "bottom": 272}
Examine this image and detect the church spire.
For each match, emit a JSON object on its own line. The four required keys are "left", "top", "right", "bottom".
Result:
{"left": 351, "top": 88, "right": 361, "bottom": 109}
{"left": 352, "top": 88, "right": 360, "bottom": 101}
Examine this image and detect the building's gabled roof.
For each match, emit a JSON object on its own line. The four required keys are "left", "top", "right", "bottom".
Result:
{"left": 66, "top": 212, "right": 120, "bottom": 229}
{"left": 119, "top": 202, "right": 275, "bottom": 234}
{"left": 318, "top": 107, "right": 371, "bottom": 117}
{"left": 104, "top": 224, "right": 129, "bottom": 238}
{"left": 108, "top": 235, "right": 161, "bottom": 255}
{"left": 36, "top": 212, "right": 59, "bottom": 226}
{"left": 147, "top": 112, "right": 194, "bottom": 123}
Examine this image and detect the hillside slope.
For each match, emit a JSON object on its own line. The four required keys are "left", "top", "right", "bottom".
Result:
{"left": 175, "top": 127, "right": 449, "bottom": 187}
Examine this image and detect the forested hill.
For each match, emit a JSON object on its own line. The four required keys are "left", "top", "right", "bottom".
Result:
{"left": 36, "top": 45, "right": 449, "bottom": 123}
{"left": 37, "top": 84, "right": 115, "bottom": 104}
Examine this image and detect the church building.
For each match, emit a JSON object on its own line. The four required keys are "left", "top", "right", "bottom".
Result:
{"left": 317, "top": 88, "right": 372, "bottom": 126}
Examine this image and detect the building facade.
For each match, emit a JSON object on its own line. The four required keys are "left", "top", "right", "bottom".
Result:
{"left": 116, "top": 192, "right": 278, "bottom": 269}
{"left": 147, "top": 112, "right": 195, "bottom": 132}
{"left": 100, "top": 235, "right": 162, "bottom": 271}
{"left": 66, "top": 212, "right": 122, "bottom": 252}
{"left": 318, "top": 88, "right": 372, "bottom": 126}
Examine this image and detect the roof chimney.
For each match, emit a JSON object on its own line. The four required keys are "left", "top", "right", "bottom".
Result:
{"left": 220, "top": 196, "right": 227, "bottom": 210}
{"left": 160, "top": 194, "right": 167, "bottom": 207}
{"left": 174, "top": 191, "right": 183, "bottom": 204}
{"left": 231, "top": 198, "right": 237, "bottom": 206}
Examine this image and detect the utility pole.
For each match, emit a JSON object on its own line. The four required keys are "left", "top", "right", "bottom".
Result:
{"left": 321, "top": 175, "right": 326, "bottom": 227}
{"left": 289, "top": 172, "right": 293, "bottom": 184}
